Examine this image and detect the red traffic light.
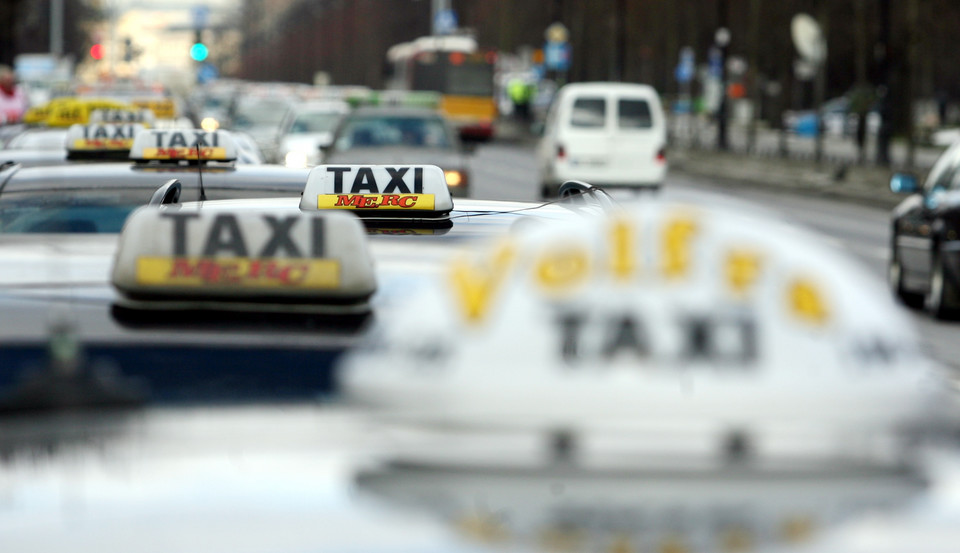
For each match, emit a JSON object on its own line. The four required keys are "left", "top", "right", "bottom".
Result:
{"left": 90, "top": 43, "right": 104, "bottom": 60}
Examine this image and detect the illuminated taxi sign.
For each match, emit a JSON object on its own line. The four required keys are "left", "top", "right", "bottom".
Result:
{"left": 90, "top": 108, "right": 156, "bottom": 127}
{"left": 343, "top": 199, "right": 946, "bottom": 456}
{"left": 66, "top": 123, "right": 143, "bottom": 153}
{"left": 112, "top": 207, "right": 376, "bottom": 308}
{"left": 46, "top": 98, "right": 134, "bottom": 127}
{"left": 301, "top": 165, "right": 453, "bottom": 220}
{"left": 129, "top": 129, "right": 238, "bottom": 162}
{"left": 132, "top": 97, "right": 177, "bottom": 119}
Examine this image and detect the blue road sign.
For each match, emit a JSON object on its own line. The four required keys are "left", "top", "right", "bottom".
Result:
{"left": 435, "top": 9, "right": 458, "bottom": 35}
{"left": 545, "top": 41, "right": 571, "bottom": 72}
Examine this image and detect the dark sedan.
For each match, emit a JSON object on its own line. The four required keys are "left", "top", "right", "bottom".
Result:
{"left": 889, "top": 141, "right": 960, "bottom": 318}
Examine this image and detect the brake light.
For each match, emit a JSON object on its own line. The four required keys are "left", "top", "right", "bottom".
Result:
{"left": 656, "top": 147, "right": 666, "bottom": 163}
{"left": 557, "top": 144, "right": 565, "bottom": 160}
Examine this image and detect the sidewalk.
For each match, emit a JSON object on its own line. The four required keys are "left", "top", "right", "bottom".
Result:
{"left": 669, "top": 148, "right": 905, "bottom": 209}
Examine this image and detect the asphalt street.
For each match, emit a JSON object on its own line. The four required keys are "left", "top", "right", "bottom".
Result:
{"left": 469, "top": 141, "right": 960, "bottom": 371}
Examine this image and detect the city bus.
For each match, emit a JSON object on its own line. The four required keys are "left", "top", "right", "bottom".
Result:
{"left": 386, "top": 35, "right": 497, "bottom": 141}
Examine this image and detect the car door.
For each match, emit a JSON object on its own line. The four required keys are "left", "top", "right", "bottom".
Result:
{"left": 898, "top": 146, "right": 960, "bottom": 283}
{"left": 608, "top": 93, "right": 665, "bottom": 184}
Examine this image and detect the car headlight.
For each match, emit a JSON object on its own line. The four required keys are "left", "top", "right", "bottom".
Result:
{"left": 285, "top": 150, "right": 309, "bottom": 168}
{"left": 200, "top": 117, "right": 220, "bottom": 132}
{"left": 444, "top": 170, "right": 465, "bottom": 187}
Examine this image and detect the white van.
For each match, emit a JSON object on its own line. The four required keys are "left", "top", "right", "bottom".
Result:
{"left": 537, "top": 82, "right": 667, "bottom": 197}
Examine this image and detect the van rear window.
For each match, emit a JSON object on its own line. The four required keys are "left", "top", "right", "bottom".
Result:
{"left": 618, "top": 99, "right": 653, "bottom": 129}
{"left": 571, "top": 98, "right": 606, "bottom": 128}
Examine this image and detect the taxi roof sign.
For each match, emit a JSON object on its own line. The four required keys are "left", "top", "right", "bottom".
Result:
{"left": 90, "top": 108, "right": 156, "bottom": 127}
{"left": 129, "top": 128, "right": 238, "bottom": 163}
{"left": 301, "top": 165, "right": 453, "bottom": 225}
{"left": 112, "top": 206, "right": 376, "bottom": 312}
{"left": 66, "top": 123, "right": 144, "bottom": 159}
{"left": 342, "top": 199, "right": 951, "bottom": 464}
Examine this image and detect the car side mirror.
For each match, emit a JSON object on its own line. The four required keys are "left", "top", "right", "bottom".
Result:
{"left": 890, "top": 173, "right": 918, "bottom": 194}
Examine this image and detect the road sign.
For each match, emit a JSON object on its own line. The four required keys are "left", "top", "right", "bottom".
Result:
{"left": 545, "top": 41, "right": 571, "bottom": 72}
{"left": 676, "top": 46, "right": 695, "bottom": 83}
{"left": 434, "top": 9, "right": 458, "bottom": 35}
{"left": 191, "top": 5, "right": 209, "bottom": 29}
{"left": 197, "top": 63, "right": 218, "bottom": 84}
{"left": 545, "top": 22, "right": 569, "bottom": 44}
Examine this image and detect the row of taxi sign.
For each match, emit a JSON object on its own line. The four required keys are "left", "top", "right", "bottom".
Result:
{"left": 22, "top": 96, "right": 172, "bottom": 127}
{"left": 94, "top": 162, "right": 960, "bottom": 552}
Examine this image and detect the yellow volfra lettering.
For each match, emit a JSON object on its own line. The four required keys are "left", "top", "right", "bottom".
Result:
{"left": 725, "top": 249, "right": 763, "bottom": 296}
{"left": 788, "top": 278, "right": 830, "bottom": 325}
{"left": 534, "top": 247, "right": 590, "bottom": 293}
{"left": 448, "top": 241, "right": 516, "bottom": 323}
{"left": 661, "top": 217, "right": 698, "bottom": 279}
{"left": 609, "top": 219, "right": 636, "bottom": 280}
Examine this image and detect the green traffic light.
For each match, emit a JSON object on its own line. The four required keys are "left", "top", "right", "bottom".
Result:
{"left": 190, "top": 42, "right": 209, "bottom": 62}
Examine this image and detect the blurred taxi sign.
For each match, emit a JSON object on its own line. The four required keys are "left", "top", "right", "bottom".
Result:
{"left": 46, "top": 98, "right": 136, "bottom": 127}
{"left": 66, "top": 123, "right": 144, "bottom": 160}
{"left": 343, "top": 199, "right": 953, "bottom": 467}
{"left": 129, "top": 128, "right": 238, "bottom": 163}
{"left": 302, "top": 165, "right": 453, "bottom": 226}
{"left": 132, "top": 97, "right": 177, "bottom": 119}
{"left": 90, "top": 108, "right": 156, "bottom": 127}
{"left": 112, "top": 207, "right": 376, "bottom": 312}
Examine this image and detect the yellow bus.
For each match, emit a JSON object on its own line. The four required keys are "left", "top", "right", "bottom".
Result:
{"left": 386, "top": 35, "right": 497, "bottom": 141}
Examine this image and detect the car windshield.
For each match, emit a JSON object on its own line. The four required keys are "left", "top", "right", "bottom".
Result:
{"left": 290, "top": 112, "right": 343, "bottom": 134}
{"left": 232, "top": 99, "right": 290, "bottom": 129}
{"left": 334, "top": 115, "right": 452, "bottom": 150}
{"left": 0, "top": 189, "right": 144, "bottom": 233}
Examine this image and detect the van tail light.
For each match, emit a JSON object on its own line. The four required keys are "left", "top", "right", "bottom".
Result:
{"left": 557, "top": 144, "right": 566, "bottom": 160}
{"left": 656, "top": 147, "right": 666, "bottom": 163}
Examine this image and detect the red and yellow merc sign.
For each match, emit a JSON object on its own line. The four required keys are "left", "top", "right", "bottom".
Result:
{"left": 72, "top": 138, "right": 134, "bottom": 150}
{"left": 141, "top": 147, "right": 228, "bottom": 161}
{"left": 136, "top": 257, "right": 340, "bottom": 288}
{"left": 317, "top": 194, "right": 435, "bottom": 210}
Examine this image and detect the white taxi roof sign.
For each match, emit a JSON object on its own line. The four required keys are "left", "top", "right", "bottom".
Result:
{"left": 301, "top": 165, "right": 453, "bottom": 222}
{"left": 65, "top": 123, "right": 144, "bottom": 157}
{"left": 129, "top": 128, "right": 238, "bottom": 163}
{"left": 90, "top": 108, "right": 156, "bottom": 127}
{"left": 342, "top": 199, "right": 949, "bottom": 463}
{"left": 112, "top": 207, "right": 376, "bottom": 311}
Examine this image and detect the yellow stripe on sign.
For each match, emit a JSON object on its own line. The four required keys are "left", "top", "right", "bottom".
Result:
{"left": 317, "top": 194, "right": 436, "bottom": 210}
{"left": 72, "top": 139, "right": 134, "bottom": 150}
{"left": 136, "top": 257, "right": 340, "bottom": 289}
{"left": 141, "top": 147, "right": 228, "bottom": 160}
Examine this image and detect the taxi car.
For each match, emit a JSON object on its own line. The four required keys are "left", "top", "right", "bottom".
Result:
{"left": 324, "top": 106, "right": 472, "bottom": 197}
{"left": 0, "top": 163, "right": 581, "bottom": 401}
{"left": 0, "top": 165, "right": 954, "bottom": 553}
{"left": 342, "top": 194, "right": 957, "bottom": 553}
{"left": 0, "top": 128, "right": 306, "bottom": 234}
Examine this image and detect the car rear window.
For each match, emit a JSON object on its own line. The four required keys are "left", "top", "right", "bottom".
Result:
{"left": 570, "top": 97, "right": 606, "bottom": 128}
{"left": 618, "top": 99, "right": 653, "bottom": 129}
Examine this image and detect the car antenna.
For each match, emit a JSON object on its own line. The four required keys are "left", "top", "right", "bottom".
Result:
{"left": 195, "top": 139, "right": 207, "bottom": 202}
